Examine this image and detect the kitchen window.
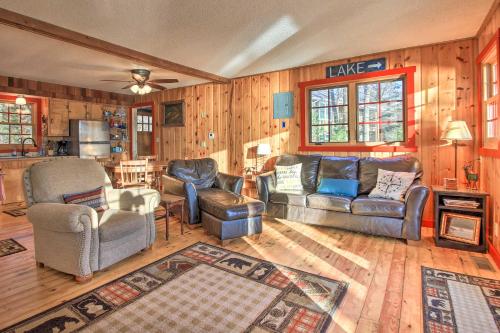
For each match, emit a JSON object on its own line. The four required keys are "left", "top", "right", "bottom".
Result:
{"left": 0, "top": 102, "right": 34, "bottom": 144}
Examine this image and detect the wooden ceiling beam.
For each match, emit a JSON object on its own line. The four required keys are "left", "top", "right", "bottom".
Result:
{"left": 0, "top": 8, "right": 230, "bottom": 83}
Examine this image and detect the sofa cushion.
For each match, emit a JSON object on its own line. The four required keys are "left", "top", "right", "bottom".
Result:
{"left": 369, "top": 169, "right": 416, "bottom": 201}
{"left": 358, "top": 156, "right": 422, "bottom": 194}
{"left": 317, "top": 178, "right": 359, "bottom": 197}
{"left": 269, "top": 190, "right": 311, "bottom": 207}
{"left": 63, "top": 186, "right": 109, "bottom": 213}
{"left": 168, "top": 158, "right": 218, "bottom": 189}
{"left": 351, "top": 195, "right": 406, "bottom": 218}
{"left": 197, "top": 188, "right": 265, "bottom": 221}
{"left": 317, "top": 156, "right": 359, "bottom": 185}
{"left": 275, "top": 164, "right": 303, "bottom": 191}
{"left": 276, "top": 154, "right": 321, "bottom": 191}
{"left": 307, "top": 193, "right": 352, "bottom": 213}
{"left": 99, "top": 209, "right": 146, "bottom": 242}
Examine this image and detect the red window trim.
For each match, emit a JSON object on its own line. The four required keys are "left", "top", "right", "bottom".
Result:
{"left": 477, "top": 28, "right": 500, "bottom": 158}
{"left": 0, "top": 93, "right": 43, "bottom": 153}
{"left": 298, "top": 66, "right": 417, "bottom": 152}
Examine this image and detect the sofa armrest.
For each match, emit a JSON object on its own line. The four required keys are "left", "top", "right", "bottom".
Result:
{"left": 162, "top": 175, "right": 185, "bottom": 196}
{"left": 215, "top": 172, "right": 244, "bottom": 194}
{"left": 256, "top": 171, "right": 276, "bottom": 204}
{"left": 27, "top": 203, "right": 98, "bottom": 233}
{"left": 403, "top": 183, "right": 430, "bottom": 241}
{"left": 107, "top": 188, "right": 160, "bottom": 215}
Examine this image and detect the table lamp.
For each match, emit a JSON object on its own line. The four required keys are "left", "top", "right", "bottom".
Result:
{"left": 441, "top": 120, "right": 472, "bottom": 188}
{"left": 256, "top": 143, "right": 271, "bottom": 172}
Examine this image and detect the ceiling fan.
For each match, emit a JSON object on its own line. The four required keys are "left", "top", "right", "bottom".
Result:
{"left": 101, "top": 69, "right": 179, "bottom": 95}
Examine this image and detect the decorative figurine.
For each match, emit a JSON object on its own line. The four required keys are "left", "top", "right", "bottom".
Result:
{"left": 463, "top": 160, "right": 479, "bottom": 190}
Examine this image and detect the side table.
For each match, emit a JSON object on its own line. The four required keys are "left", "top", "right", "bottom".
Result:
{"left": 159, "top": 193, "right": 185, "bottom": 240}
{"left": 432, "top": 186, "right": 489, "bottom": 253}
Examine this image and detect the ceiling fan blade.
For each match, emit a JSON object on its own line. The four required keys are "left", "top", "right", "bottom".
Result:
{"left": 121, "top": 83, "right": 136, "bottom": 89}
{"left": 100, "top": 79, "right": 133, "bottom": 83}
{"left": 148, "top": 78, "right": 179, "bottom": 83}
{"left": 132, "top": 73, "right": 148, "bottom": 83}
{"left": 148, "top": 83, "right": 167, "bottom": 90}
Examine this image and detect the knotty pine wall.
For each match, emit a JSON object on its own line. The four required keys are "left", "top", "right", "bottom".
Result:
{"left": 135, "top": 38, "right": 478, "bottom": 223}
{"left": 478, "top": 1, "right": 500, "bottom": 252}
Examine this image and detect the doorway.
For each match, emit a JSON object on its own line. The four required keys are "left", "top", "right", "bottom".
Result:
{"left": 130, "top": 103, "right": 155, "bottom": 159}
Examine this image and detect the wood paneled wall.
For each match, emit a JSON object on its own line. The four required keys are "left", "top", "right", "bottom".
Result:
{"left": 135, "top": 38, "right": 477, "bottom": 222}
{"left": 0, "top": 75, "right": 133, "bottom": 105}
{"left": 478, "top": 1, "right": 500, "bottom": 252}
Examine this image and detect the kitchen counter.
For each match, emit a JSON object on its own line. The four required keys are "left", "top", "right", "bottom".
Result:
{"left": 0, "top": 156, "right": 77, "bottom": 204}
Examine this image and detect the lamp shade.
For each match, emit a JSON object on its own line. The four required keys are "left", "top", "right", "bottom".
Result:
{"left": 256, "top": 143, "right": 271, "bottom": 156}
{"left": 441, "top": 120, "right": 472, "bottom": 141}
{"left": 15, "top": 95, "right": 26, "bottom": 106}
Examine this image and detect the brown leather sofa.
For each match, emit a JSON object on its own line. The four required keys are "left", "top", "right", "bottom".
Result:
{"left": 256, "top": 155, "right": 429, "bottom": 240}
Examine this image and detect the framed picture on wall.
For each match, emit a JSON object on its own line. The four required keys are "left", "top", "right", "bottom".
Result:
{"left": 162, "top": 101, "right": 184, "bottom": 127}
{"left": 439, "top": 212, "right": 481, "bottom": 245}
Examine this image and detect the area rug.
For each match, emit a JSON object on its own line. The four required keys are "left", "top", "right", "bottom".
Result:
{"left": 1, "top": 242, "right": 348, "bottom": 333}
{"left": 0, "top": 238, "right": 26, "bottom": 257}
{"left": 422, "top": 266, "right": 500, "bottom": 333}
{"left": 2, "top": 208, "right": 26, "bottom": 217}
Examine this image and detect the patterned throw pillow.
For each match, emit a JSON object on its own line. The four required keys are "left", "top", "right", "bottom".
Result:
{"left": 368, "top": 169, "right": 416, "bottom": 201}
{"left": 275, "top": 164, "right": 303, "bottom": 192}
{"left": 63, "top": 186, "right": 109, "bottom": 213}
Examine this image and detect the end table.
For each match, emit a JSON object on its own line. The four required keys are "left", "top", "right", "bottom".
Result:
{"left": 159, "top": 193, "right": 185, "bottom": 240}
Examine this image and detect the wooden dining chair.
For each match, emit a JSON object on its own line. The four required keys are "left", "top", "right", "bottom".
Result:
{"left": 138, "top": 155, "right": 160, "bottom": 189}
{"left": 119, "top": 159, "right": 150, "bottom": 188}
{"left": 138, "top": 155, "right": 158, "bottom": 161}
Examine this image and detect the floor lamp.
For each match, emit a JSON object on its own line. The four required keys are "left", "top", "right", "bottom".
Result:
{"left": 440, "top": 120, "right": 472, "bottom": 189}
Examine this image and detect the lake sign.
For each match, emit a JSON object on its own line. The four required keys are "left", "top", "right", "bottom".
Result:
{"left": 326, "top": 58, "right": 386, "bottom": 78}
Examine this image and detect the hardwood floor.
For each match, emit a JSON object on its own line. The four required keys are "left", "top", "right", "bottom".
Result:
{"left": 0, "top": 208, "right": 498, "bottom": 332}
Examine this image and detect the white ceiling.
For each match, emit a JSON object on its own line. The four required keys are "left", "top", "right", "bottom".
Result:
{"left": 0, "top": 0, "right": 494, "bottom": 94}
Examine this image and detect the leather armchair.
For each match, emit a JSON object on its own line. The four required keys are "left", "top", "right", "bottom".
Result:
{"left": 24, "top": 158, "right": 160, "bottom": 281}
{"left": 162, "top": 158, "right": 243, "bottom": 225}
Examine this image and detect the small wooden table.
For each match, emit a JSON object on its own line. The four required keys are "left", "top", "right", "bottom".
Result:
{"left": 159, "top": 193, "right": 185, "bottom": 240}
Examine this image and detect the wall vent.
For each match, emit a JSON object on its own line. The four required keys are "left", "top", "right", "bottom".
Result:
{"left": 471, "top": 256, "right": 496, "bottom": 272}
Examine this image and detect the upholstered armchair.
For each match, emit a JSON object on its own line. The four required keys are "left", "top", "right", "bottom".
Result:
{"left": 162, "top": 158, "right": 243, "bottom": 225}
{"left": 23, "top": 158, "right": 160, "bottom": 282}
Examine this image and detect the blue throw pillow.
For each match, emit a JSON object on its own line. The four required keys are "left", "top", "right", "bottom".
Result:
{"left": 317, "top": 178, "right": 359, "bottom": 197}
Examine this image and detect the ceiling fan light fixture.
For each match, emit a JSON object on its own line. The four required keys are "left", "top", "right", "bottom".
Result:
{"left": 143, "top": 84, "right": 152, "bottom": 94}
{"left": 130, "top": 84, "right": 140, "bottom": 94}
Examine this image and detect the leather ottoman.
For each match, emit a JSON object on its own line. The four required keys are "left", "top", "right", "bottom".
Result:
{"left": 198, "top": 189, "right": 265, "bottom": 245}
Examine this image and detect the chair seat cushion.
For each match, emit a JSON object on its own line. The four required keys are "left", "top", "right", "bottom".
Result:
{"left": 351, "top": 195, "right": 406, "bottom": 218}
{"left": 197, "top": 189, "right": 265, "bottom": 221}
{"left": 99, "top": 209, "right": 146, "bottom": 242}
{"left": 307, "top": 193, "right": 353, "bottom": 213}
{"left": 269, "top": 190, "right": 311, "bottom": 207}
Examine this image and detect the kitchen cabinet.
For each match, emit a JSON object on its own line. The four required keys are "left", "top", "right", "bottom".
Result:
{"left": 48, "top": 99, "right": 69, "bottom": 136}
{"left": 89, "top": 103, "right": 104, "bottom": 120}
{"left": 68, "top": 100, "right": 88, "bottom": 120}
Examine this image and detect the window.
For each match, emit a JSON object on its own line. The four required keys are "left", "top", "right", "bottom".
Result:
{"left": 310, "top": 86, "right": 348, "bottom": 143}
{"left": 299, "top": 66, "right": 416, "bottom": 152}
{"left": 478, "top": 29, "right": 500, "bottom": 157}
{"left": 357, "top": 79, "right": 404, "bottom": 142}
{"left": 0, "top": 102, "right": 34, "bottom": 144}
{"left": 137, "top": 114, "right": 152, "bottom": 132}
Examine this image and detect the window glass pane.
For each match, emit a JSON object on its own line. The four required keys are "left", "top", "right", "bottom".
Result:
{"left": 381, "top": 123, "right": 404, "bottom": 142}
{"left": 21, "top": 126, "right": 33, "bottom": 135}
{"left": 311, "top": 108, "right": 329, "bottom": 125}
{"left": 358, "top": 83, "right": 379, "bottom": 103}
{"left": 21, "top": 114, "right": 32, "bottom": 124}
{"left": 0, "top": 103, "right": 7, "bottom": 113}
{"left": 148, "top": 116, "right": 152, "bottom": 124}
{"left": 137, "top": 124, "right": 143, "bottom": 131}
{"left": 9, "top": 113, "right": 20, "bottom": 123}
{"left": 330, "top": 125, "right": 348, "bottom": 142}
{"left": 21, "top": 105, "right": 32, "bottom": 114}
{"left": 0, "top": 135, "right": 8, "bottom": 144}
{"left": 0, "top": 124, "right": 8, "bottom": 133}
{"left": 0, "top": 112, "right": 9, "bottom": 123}
{"left": 380, "top": 80, "right": 403, "bottom": 101}
{"left": 329, "top": 106, "right": 348, "bottom": 124}
{"left": 358, "top": 104, "right": 378, "bottom": 122}
{"left": 10, "top": 125, "right": 21, "bottom": 134}
{"left": 10, "top": 135, "right": 21, "bottom": 144}
{"left": 137, "top": 115, "right": 142, "bottom": 124}
{"left": 358, "top": 124, "right": 379, "bottom": 142}
{"left": 311, "top": 126, "right": 329, "bottom": 143}
{"left": 146, "top": 124, "right": 151, "bottom": 132}
{"left": 329, "top": 86, "right": 348, "bottom": 106}
{"left": 380, "top": 102, "right": 403, "bottom": 121}
{"left": 311, "top": 90, "right": 328, "bottom": 107}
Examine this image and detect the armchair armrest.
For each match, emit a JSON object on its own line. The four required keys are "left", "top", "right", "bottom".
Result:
{"left": 403, "top": 182, "right": 430, "bottom": 241}
{"left": 215, "top": 172, "right": 243, "bottom": 194}
{"left": 27, "top": 203, "right": 98, "bottom": 233}
{"left": 107, "top": 188, "right": 160, "bottom": 215}
{"left": 256, "top": 171, "right": 276, "bottom": 204}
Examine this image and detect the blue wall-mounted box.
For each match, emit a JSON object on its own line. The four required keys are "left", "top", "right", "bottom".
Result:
{"left": 273, "top": 92, "right": 294, "bottom": 119}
